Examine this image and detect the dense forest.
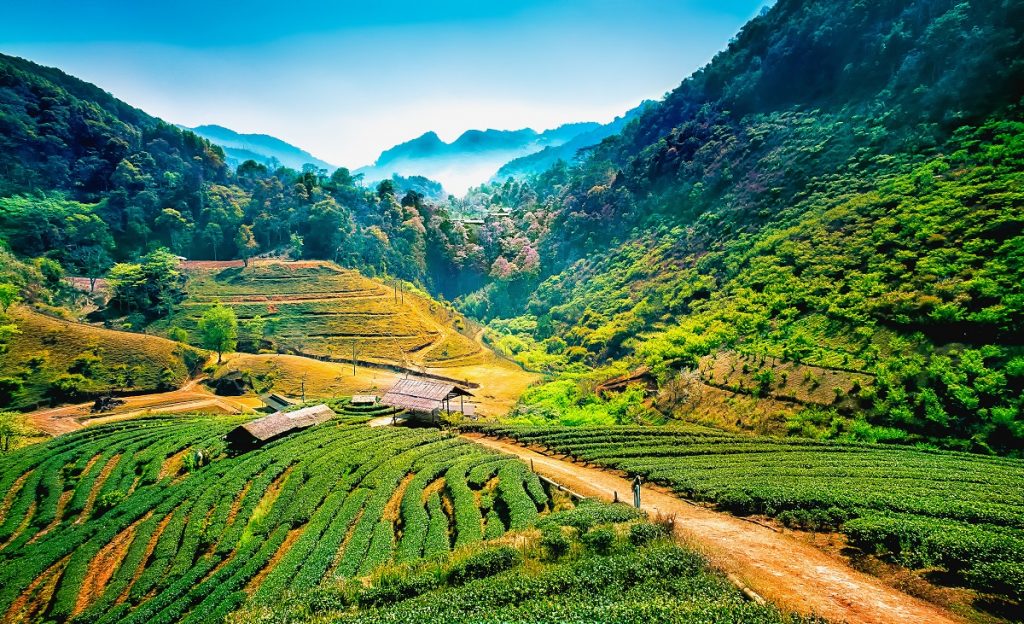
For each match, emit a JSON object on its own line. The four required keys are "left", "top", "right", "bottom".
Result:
{"left": 0, "top": 0, "right": 1022, "bottom": 452}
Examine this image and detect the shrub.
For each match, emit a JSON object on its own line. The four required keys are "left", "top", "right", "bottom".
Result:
{"left": 445, "top": 546, "right": 522, "bottom": 586}
{"left": 540, "top": 527, "right": 571, "bottom": 560}
{"left": 965, "top": 561, "right": 1024, "bottom": 601}
{"left": 358, "top": 571, "right": 439, "bottom": 607}
{"left": 582, "top": 527, "right": 616, "bottom": 554}
{"left": 629, "top": 522, "right": 669, "bottom": 546}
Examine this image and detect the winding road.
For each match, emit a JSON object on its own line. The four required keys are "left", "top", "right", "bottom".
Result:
{"left": 462, "top": 432, "right": 963, "bottom": 624}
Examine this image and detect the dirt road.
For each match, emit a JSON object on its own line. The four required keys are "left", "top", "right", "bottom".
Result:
{"left": 463, "top": 433, "right": 962, "bottom": 624}
{"left": 26, "top": 381, "right": 256, "bottom": 436}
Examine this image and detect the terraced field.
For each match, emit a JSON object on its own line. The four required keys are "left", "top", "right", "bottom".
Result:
{"left": 0, "top": 414, "right": 556, "bottom": 623}
{"left": 164, "top": 261, "right": 489, "bottom": 369}
{"left": 469, "top": 425, "right": 1024, "bottom": 605}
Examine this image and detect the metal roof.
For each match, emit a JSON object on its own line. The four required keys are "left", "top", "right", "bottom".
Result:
{"left": 238, "top": 404, "right": 335, "bottom": 441}
{"left": 381, "top": 378, "right": 473, "bottom": 413}
{"left": 351, "top": 395, "right": 377, "bottom": 405}
{"left": 259, "top": 393, "right": 296, "bottom": 411}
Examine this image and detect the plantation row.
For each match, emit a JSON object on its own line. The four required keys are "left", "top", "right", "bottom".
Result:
{"left": 233, "top": 501, "right": 815, "bottom": 624}
{"left": 159, "top": 262, "right": 486, "bottom": 367}
{"left": 467, "top": 425, "right": 1024, "bottom": 603}
{"left": 0, "top": 414, "right": 552, "bottom": 623}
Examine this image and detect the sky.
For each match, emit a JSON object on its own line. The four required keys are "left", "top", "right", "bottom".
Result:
{"left": 1, "top": 1, "right": 769, "bottom": 169}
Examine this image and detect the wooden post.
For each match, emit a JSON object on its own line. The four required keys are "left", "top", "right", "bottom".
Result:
{"left": 614, "top": 490, "right": 618, "bottom": 503}
{"left": 352, "top": 340, "right": 357, "bottom": 376}
{"left": 530, "top": 458, "right": 535, "bottom": 473}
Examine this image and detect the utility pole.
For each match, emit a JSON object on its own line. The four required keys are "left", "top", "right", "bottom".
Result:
{"left": 301, "top": 374, "right": 307, "bottom": 403}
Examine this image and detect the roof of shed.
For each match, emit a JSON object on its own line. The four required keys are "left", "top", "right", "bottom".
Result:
{"left": 381, "top": 378, "right": 472, "bottom": 413}
{"left": 238, "top": 404, "right": 335, "bottom": 441}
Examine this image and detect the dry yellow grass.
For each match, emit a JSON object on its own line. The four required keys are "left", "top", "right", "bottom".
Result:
{"left": 216, "top": 351, "right": 539, "bottom": 418}
{"left": 167, "top": 260, "right": 489, "bottom": 370}
{"left": 2, "top": 308, "right": 202, "bottom": 409}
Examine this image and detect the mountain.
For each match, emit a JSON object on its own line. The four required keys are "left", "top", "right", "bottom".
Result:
{"left": 494, "top": 101, "right": 654, "bottom": 179}
{"left": 459, "top": 0, "right": 1024, "bottom": 453}
{"left": 185, "top": 124, "right": 334, "bottom": 171}
{"left": 355, "top": 122, "right": 602, "bottom": 195}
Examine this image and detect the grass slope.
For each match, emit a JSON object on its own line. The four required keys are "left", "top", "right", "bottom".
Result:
{"left": 0, "top": 308, "right": 203, "bottom": 410}
{"left": 162, "top": 261, "right": 488, "bottom": 370}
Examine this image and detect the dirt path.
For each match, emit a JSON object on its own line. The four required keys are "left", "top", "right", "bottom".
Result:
{"left": 25, "top": 380, "right": 252, "bottom": 437}
{"left": 463, "top": 433, "right": 963, "bottom": 624}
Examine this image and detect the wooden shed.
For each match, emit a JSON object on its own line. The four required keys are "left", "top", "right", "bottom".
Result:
{"left": 381, "top": 378, "right": 473, "bottom": 423}
{"left": 226, "top": 404, "right": 335, "bottom": 451}
{"left": 259, "top": 392, "right": 296, "bottom": 412}
{"left": 351, "top": 395, "right": 378, "bottom": 406}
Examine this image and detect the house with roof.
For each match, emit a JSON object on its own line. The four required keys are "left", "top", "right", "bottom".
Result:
{"left": 381, "top": 378, "right": 474, "bottom": 424}
{"left": 226, "top": 404, "right": 335, "bottom": 451}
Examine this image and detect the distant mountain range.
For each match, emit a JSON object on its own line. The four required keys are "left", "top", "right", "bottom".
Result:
{"left": 495, "top": 101, "right": 654, "bottom": 179}
{"left": 186, "top": 107, "right": 650, "bottom": 196}
{"left": 183, "top": 124, "right": 335, "bottom": 172}
{"left": 355, "top": 122, "right": 610, "bottom": 195}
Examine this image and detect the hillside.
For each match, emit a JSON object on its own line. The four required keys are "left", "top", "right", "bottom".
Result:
{"left": 471, "top": 0, "right": 1024, "bottom": 453}
{"left": 149, "top": 260, "right": 537, "bottom": 416}
{"left": 493, "top": 100, "right": 654, "bottom": 180}
{"left": 0, "top": 415, "right": 800, "bottom": 624}
{"left": 184, "top": 124, "right": 335, "bottom": 171}
{"left": 0, "top": 308, "right": 203, "bottom": 410}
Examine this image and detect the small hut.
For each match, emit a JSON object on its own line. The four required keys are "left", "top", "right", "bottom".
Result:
{"left": 351, "top": 394, "right": 378, "bottom": 406}
{"left": 381, "top": 378, "right": 473, "bottom": 423}
{"left": 226, "top": 404, "right": 335, "bottom": 451}
{"left": 259, "top": 393, "right": 295, "bottom": 412}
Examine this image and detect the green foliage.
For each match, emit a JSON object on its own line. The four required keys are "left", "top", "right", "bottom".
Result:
{"left": 0, "top": 282, "right": 19, "bottom": 312}
{"left": 477, "top": 424, "right": 1024, "bottom": 602}
{"left": 198, "top": 303, "right": 238, "bottom": 363}
{"left": 108, "top": 248, "right": 185, "bottom": 318}
{"left": 0, "top": 416, "right": 554, "bottom": 622}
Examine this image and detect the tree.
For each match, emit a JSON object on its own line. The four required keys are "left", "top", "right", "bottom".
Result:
{"left": 0, "top": 411, "right": 35, "bottom": 452}
{"left": 235, "top": 224, "right": 259, "bottom": 267}
{"left": 198, "top": 303, "right": 237, "bottom": 363}
{"left": 107, "top": 249, "right": 183, "bottom": 317}
{"left": 240, "top": 315, "right": 266, "bottom": 351}
{"left": 168, "top": 326, "right": 189, "bottom": 343}
{"left": 0, "top": 283, "right": 20, "bottom": 313}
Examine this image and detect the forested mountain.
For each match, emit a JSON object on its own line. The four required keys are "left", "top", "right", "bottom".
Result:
{"left": 0, "top": 51, "right": 472, "bottom": 291}
{"left": 184, "top": 123, "right": 335, "bottom": 171}
{"left": 494, "top": 101, "right": 654, "bottom": 179}
{"left": 0, "top": 0, "right": 1022, "bottom": 453}
{"left": 354, "top": 122, "right": 603, "bottom": 194}
{"left": 460, "top": 0, "right": 1024, "bottom": 453}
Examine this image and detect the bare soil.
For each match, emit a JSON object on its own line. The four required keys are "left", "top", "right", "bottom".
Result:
{"left": 463, "top": 432, "right": 964, "bottom": 624}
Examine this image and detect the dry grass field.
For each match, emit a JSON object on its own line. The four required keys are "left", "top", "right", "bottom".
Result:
{"left": 1, "top": 309, "right": 203, "bottom": 410}
{"left": 214, "top": 352, "right": 538, "bottom": 419}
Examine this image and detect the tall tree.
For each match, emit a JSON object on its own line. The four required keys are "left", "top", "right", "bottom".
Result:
{"left": 198, "top": 303, "right": 237, "bottom": 363}
{"left": 235, "top": 224, "right": 259, "bottom": 267}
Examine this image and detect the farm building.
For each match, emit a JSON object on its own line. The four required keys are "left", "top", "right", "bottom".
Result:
{"left": 381, "top": 378, "right": 474, "bottom": 423}
{"left": 259, "top": 392, "right": 296, "bottom": 411}
{"left": 351, "top": 394, "right": 378, "bottom": 406}
{"left": 226, "top": 404, "right": 335, "bottom": 451}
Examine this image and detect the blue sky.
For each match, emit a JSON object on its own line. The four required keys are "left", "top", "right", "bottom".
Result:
{"left": 2, "top": 1, "right": 769, "bottom": 168}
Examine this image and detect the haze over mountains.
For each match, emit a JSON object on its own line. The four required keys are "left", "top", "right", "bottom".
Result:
{"left": 184, "top": 124, "right": 335, "bottom": 172}
{"left": 354, "top": 122, "right": 601, "bottom": 195}
{"left": 184, "top": 112, "right": 651, "bottom": 196}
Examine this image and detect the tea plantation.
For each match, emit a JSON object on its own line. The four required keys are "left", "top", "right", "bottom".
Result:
{"left": 467, "top": 425, "right": 1024, "bottom": 603}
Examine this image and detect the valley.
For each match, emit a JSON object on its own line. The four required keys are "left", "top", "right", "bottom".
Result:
{"left": 1, "top": 0, "right": 1022, "bottom": 622}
